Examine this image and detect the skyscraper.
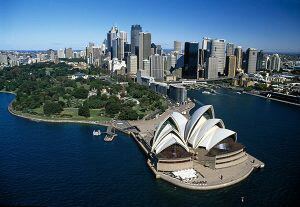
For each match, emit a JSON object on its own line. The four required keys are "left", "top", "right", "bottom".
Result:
{"left": 118, "top": 31, "right": 128, "bottom": 60}
{"left": 202, "top": 37, "right": 211, "bottom": 51}
{"left": 256, "top": 50, "right": 264, "bottom": 71}
{"left": 127, "top": 55, "right": 137, "bottom": 75}
{"left": 226, "top": 43, "right": 235, "bottom": 56}
{"left": 131, "top": 25, "right": 142, "bottom": 55}
{"left": 174, "top": 41, "right": 182, "bottom": 52}
{"left": 225, "top": 55, "right": 237, "bottom": 78}
{"left": 210, "top": 39, "right": 225, "bottom": 75}
{"left": 65, "top": 48, "right": 73, "bottom": 59}
{"left": 166, "top": 54, "right": 176, "bottom": 72}
{"left": 150, "top": 54, "right": 164, "bottom": 81}
{"left": 156, "top": 45, "right": 162, "bottom": 55}
{"left": 205, "top": 56, "right": 218, "bottom": 79}
{"left": 270, "top": 54, "right": 281, "bottom": 71}
{"left": 107, "top": 26, "right": 119, "bottom": 58}
{"left": 57, "top": 49, "right": 64, "bottom": 59}
{"left": 245, "top": 48, "right": 258, "bottom": 74}
{"left": 183, "top": 42, "right": 199, "bottom": 79}
{"left": 47, "top": 49, "right": 55, "bottom": 61}
{"left": 138, "top": 32, "right": 151, "bottom": 70}
{"left": 235, "top": 46, "right": 243, "bottom": 69}
{"left": 143, "top": 59, "right": 150, "bottom": 76}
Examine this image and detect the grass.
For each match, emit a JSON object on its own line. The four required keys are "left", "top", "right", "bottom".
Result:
{"left": 19, "top": 107, "right": 112, "bottom": 122}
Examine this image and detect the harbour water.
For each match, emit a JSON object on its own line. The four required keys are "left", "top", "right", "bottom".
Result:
{"left": 0, "top": 89, "right": 299, "bottom": 206}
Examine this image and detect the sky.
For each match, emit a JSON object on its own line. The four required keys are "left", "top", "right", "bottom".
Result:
{"left": 1, "top": 0, "right": 300, "bottom": 52}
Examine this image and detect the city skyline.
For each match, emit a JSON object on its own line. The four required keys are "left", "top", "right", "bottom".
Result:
{"left": 1, "top": 0, "right": 300, "bottom": 53}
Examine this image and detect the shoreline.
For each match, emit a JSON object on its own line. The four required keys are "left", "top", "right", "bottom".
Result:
{"left": 243, "top": 91, "right": 300, "bottom": 106}
{"left": 1, "top": 91, "right": 112, "bottom": 127}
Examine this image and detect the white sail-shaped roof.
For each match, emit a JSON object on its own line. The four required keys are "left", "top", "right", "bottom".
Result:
{"left": 171, "top": 112, "right": 188, "bottom": 139}
{"left": 151, "top": 104, "right": 239, "bottom": 155}
{"left": 188, "top": 119, "right": 225, "bottom": 148}
{"left": 196, "top": 128, "right": 237, "bottom": 151}
{"left": 152, "top": 132, "right": 189, "bottom": 154}
{"left": 153, "top": 112, "right": 187, "bottom": 146}
{"left": 185, "top": 105, "right": 215, "bottom": 141}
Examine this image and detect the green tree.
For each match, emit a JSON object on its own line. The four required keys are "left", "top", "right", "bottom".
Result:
{"left": 73, "top": 87, "right": 89, "bottom": 99}
{"left": 43, "top": 101, "right": 63, "bottom": 116}
{"left": 78, "top": 104, "right": 90, "bottom": 117}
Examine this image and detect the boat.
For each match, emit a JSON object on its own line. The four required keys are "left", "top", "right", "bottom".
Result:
{"left": 236, "top": 92, "right": 241, "bottom": 94}
{"left": 202, "top": 91, "right": 211, "bottom": 94}
{"left": 93, "top": 130, "right": 101, "bottom": 136}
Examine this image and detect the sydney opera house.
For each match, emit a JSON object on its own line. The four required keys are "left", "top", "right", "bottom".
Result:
{"left": 150, "top": 105, "right": 250, "bottom": 172}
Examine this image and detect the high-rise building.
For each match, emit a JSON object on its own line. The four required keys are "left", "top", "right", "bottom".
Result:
{"left": 143, "top": 59, "right": 150, "bottom": 76}
{"left": 112, "top": 39, "right": 118, "bottom": 59}
{"left": 226, "top": 43, "right": 235, "bottom": 56}
{"left": 107, "top": 26, "right": 119, "bottom": 57}
{"left": 256, "top": 50, "right": 264, "bottom": 71}
{"left": 174, "top": 41, "right": 182, "bottom": 52}
{"left": 117, "top": 31, "right": 128, "bottom": 60}
{"left": 210, "top": 39, "right": 225, "bottom": 75}
{"left": 151, "top": 43, "right": 157, "bottom": 55}
{"left": 205, "top": 56, "right": 218, "bottom": 79}
{"left": 131, "top": 25, "right": 142, "bottom": 55}
{"left": 57, "top": 49, "right": 65, "bottom": 59}
{"left": 166, "top": 54, "right": 176, "bottom": 72}
{"left": 202, "top": 37, "right": 211, "bottom": 51}
{"left": 183, "top": 42, "right": 199, "bottom": 79}
{"left": 65, "top": 48, "right": 73, "bottom": 59}
{"left": 225, "top": 55, "right": 237, "bottom": 78}
{"left": 47, "top": 49, "right": 55, "bottom": 61}
{"left": 127, "top": 55, "right": 137, "bottom": 75}
{"left": 270, "top": 54, "right": 281, "bottom": 71}
{"left": 150, "top": 54, "right": 164, "bottom": 81}
{"left": 235, "top": 46, "right": 243, "bottom": 69}
{"left": 138, "top": 32, "right": 151, "bottom": 70}
{"left": 156, "top": 45, "right": 162, "bottom": 55}
{"left": 245, "top": 48, "right": 258, "bottom": 74}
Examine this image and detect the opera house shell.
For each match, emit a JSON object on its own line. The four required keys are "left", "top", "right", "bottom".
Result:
{"left": 150, "top": 105, "right": 248, "bottom": 172}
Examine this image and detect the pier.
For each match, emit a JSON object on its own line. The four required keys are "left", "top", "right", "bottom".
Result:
{"left": 103, "top": 126, "right": 117, "bottom": 142}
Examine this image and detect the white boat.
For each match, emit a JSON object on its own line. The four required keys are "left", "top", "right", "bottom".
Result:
{"left": 202, "top": 91, "right": 211, "bottom": 94}
{"left": 236, "top": 92, "right": 241, "bottom": 94}
{"left": 93, "top": 130, "right": 101, "bottom": 136}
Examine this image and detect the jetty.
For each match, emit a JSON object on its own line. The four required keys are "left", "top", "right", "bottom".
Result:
{"left": 104, "top": 126, "right": 117, "bottom": 142}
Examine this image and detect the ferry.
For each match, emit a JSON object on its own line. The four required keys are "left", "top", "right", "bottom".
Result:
{"left": 93, "top": 130, "right": 101, "bottom": 136}
{"left": 202, "top": 91, "right": 211, "bottom": 94}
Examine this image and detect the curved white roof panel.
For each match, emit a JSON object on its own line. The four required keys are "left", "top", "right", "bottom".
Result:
{"left": 171, "top": 112, "right": 188, "bottom": 139}
{"left": 188, "top": 119, "right": 225, "bottom": 148}
{"left": 197, "top": 128, "right": 237, "bottom": 151}
{"left": 153, "top": 132, "right": 189, "bottom": 154}
{"left": 185, "top": 105, "right": 215, "bottom": 141}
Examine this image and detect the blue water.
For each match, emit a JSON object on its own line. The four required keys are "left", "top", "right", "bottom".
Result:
{"left": 0, "top": 90, "right": 299, "bottom": 207}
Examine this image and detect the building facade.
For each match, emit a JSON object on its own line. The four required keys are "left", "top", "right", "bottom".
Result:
{"left": 130, "top": 25, "right": 142, "bottom": 55}
{"left": 150, "top": 54, "right": 164, "bottom": 81}
{"left": 246, "top": 48, "right": 258, "bottom": 74}
{"left": 183, "top": 42, "right": 199, "bottom": 79}
{"left": 210, "top": 39, "right": 225, "bottom": 75}
{"left": 138, "top": 32, "right": 151, "bottom": 70}
{"left": 225, "top": 55, "right": 237, "bottom": 78}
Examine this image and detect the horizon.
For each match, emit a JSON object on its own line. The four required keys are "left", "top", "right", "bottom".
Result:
{"left": 1, "top": 0, "right": 300, "bottom": 53}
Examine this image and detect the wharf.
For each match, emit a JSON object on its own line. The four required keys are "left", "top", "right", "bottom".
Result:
{"left": 104, "top": 126, "right": 117, "bottom": 142}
